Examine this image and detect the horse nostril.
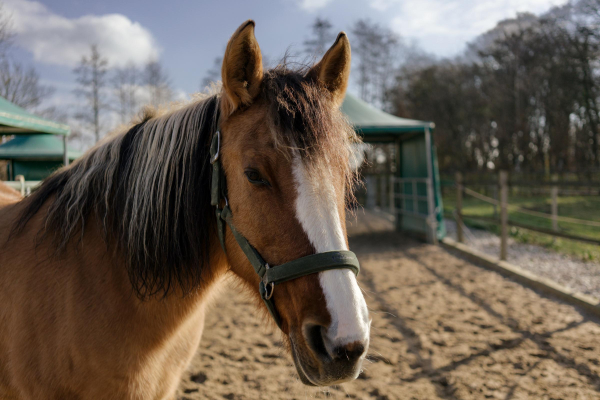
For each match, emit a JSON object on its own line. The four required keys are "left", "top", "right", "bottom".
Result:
{"left": 303, "top": 323, "right": 329, "bottom": 360}
{"left": 331, "top": 341, "right": 366, "bottom": 362}
{"left": 303, "top": 323, "right": 368, "bottom": 364}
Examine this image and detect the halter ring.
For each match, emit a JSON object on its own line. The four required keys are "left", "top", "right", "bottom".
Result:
{"left": 264, "top": 282, "right": 275, "bottom": 300}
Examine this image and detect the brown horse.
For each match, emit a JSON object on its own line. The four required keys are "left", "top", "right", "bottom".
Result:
{"left": 0, "top": 21, "right": 369, "bottom": 399}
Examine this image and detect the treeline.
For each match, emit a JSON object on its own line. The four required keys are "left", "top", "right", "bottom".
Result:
{"left": 297, "top": 1, "right": 600, "bottom": 177}
{"left": 393, "top": 0, "right": 600, "bottom": 176}
{"left": 6, "top": 1, "right": 599, "bottom": 164}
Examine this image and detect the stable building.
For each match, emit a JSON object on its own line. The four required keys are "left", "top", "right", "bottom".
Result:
{"left": 341, "top": 93, "right": 445, "bottom": 243}
{"left": 0, "top": 96, "right": 74, "bottom": 182}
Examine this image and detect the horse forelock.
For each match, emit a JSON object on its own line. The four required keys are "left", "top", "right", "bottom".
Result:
{"left": 260, "top": 65, "right": 360, "bottom": 201}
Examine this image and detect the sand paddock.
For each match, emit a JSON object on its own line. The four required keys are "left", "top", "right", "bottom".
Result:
{"left": 177, "top": 212, "right": 600, "bottom": 399}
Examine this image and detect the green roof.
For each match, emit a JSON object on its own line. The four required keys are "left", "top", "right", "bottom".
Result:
{"left": 0, "top": 96, "right": 70, "bottom": 136}
{"left": 0, "top": 135, "right": 81, "bottom": 160}
{"left": 341, "top": 93, "right": 434, "bottom": 135}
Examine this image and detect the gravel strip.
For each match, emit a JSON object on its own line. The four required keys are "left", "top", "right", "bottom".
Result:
{"left": 445, "top": 219, "right": 600, "bottom": 299}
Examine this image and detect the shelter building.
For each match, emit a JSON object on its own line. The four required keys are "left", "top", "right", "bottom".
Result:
{"left": 0, "top": 135, "right": 80, "bottom": 180}
{"left": 341, "top": 93, "right": 445, "bottom": 243}
{"left": 0, "top": 96, "right": 72, "bottom": 182}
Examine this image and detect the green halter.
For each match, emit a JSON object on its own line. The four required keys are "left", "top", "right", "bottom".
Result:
{"left": 209, "top": 130, "right": 360, "bottom": 330}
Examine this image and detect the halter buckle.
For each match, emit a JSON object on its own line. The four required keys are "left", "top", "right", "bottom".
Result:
{"left": 210, "top": 131, "right": 220, "bottom": 164}
{"left": 262, "top": 264, "right": 275, "bottom": 300}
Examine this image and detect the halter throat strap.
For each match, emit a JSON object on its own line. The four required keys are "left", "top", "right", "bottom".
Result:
{"left": 209, "top": 130, "right": 359, "bottom": 330}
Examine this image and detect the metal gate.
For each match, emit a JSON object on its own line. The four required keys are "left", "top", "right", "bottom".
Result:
{"left": 391, "top": 176, "right": 438, "bottom": 244}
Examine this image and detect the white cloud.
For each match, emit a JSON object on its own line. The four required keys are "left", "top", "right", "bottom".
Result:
{"left": 369, "top": 0, "right": 401, "bottom": 11}
{"left": 388, "top": 0, "right": 567, "bottom": 56}
{"left": 297, "top": 0, "right": 335, "bottom": 12}
{"left": 4, "top": 0, "right": 159, "bottom": 67}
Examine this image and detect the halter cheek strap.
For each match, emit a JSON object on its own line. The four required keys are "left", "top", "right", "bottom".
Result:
{"left": 209, "top": 131, "right": 360, "bottom": 330}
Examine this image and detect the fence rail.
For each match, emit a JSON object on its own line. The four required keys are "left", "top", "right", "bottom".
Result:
{"left": 454, "top": 171, "right": 600, "bottom": 260}
{"left": 461, "top": 180, "right": 600, "bottom": 188}
{"left": 3, "top": 180, "right": 41, "bottom": 196}
{"left": 463, "top": 187, "right": 600, "bottom": 228}
{"left": 458, "top": 214, "right": 600, "bottom": 246}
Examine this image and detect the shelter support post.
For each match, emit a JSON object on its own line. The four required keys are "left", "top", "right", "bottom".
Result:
{"left": 394, "top": 139, "right": 402, "bottom": 232}
{"left": 412, "top": 181, "right": 418, "bottom": 214}
{"left": 380, "top": 175, "right": 387, "bottom": 209}
{"left": 389, "top": 174, "right": 395, "bottom": 215}
{"left": 366, "top": 175, "right": 376, "bottom": 209}
{"left": 424, "top": 128, "right": 438, "bottom": 245}
{"left": 63, "top": 135, "right": 69, "bottom": 167}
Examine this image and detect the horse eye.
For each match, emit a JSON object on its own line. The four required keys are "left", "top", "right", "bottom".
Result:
{"left": 244, "top": 169, "right": 269, "bottom": 186}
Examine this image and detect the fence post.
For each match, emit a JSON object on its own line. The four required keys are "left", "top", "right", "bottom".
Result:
{"left": 492, "top": 185, "right": 498, "bottom": 218}
{"left": 15, "top": 174, "right": 25, "bottom": 196}
{"left": 389, "top": 175, "right": 395, "bottom": 215}
{"left": 456, "top": 172, "right": 464, "bottom": 243}
{"left": 551, "top": 185, "right": 558, "bottom": 232}
{"left": 500, "top": 170, "right": 508, "bottom": 261}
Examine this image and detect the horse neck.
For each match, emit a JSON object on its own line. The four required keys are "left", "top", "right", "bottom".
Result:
{"left": 1, "top": 194, "right": 229, "bottom": 344}
{"left": 81, "top": 213, "right": 230, "bottom": 328}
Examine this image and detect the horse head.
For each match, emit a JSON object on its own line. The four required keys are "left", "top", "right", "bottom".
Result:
{"left": 217, "top": 20, "right": 370, "bottom": 386}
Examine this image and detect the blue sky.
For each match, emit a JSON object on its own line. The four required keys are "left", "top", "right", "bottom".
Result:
{"left": 2, "top": 0, "right": 567, "bottom": 138}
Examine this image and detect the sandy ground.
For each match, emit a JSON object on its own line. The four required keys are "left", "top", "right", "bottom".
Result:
{"left": 177, "top": 212, "right": 600, "bottom": 399}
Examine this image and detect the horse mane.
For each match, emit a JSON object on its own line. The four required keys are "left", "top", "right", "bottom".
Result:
{"left": 13, "top": 93, "right": 220, "bottom": 298}
{"left": 11, "top": 64, "right": 358, "bottom": 298}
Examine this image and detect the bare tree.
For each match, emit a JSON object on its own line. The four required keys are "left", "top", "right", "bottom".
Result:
{"left": 0, "top": 60, "right": 54, "bottom": 109}
{"left": 143, "top": 60, "right": 173, "bottom": 107}
{"left": 304, "top": 18, "right": 335, "bottom": 58}
{"left": 112, "top": 63, "right": 139, "bottom": 124}
{"left": 35, "top": 105, "right": 68, "bottom": 124}
{"left": 351, "top": 19, "right": 402, "bottom": 110}
{"left": 0, "top": 4, "right": 54, "bottom": 111}
{"left": 73, "top": 44, "right": 109, "bottom": 143}
{"left": 200, "top": 56, "right": 222, "bottom": 90}
{"left": 0, "top": 2, "right": 13, "bottom": 59}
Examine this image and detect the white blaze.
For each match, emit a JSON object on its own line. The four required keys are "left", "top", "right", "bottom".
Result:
{"left": 292, "top": 156, "right": 370, "bottom": 347}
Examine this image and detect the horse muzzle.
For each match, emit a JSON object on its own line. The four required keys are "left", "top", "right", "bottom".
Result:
{"left": 290, "top": 323, "right": 369, "bottom": 386}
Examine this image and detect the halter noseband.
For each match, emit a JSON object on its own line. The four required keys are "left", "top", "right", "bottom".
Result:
{"left": 209, "top": 130, "right": 360, "bottom": 330}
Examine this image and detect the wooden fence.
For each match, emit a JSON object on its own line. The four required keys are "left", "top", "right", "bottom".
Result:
{"left": 454, "top": 171, "right": 600, "bottom": 260}
{"left": 3, "top": 178, "right": 41, "bottom": 196}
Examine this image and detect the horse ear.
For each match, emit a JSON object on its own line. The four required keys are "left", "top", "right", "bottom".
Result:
{"left": 221, "top": 20, "right": 263, "bottom": 115}
{"left": 306, "top": 32, "right": 351, "bottom": 107}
